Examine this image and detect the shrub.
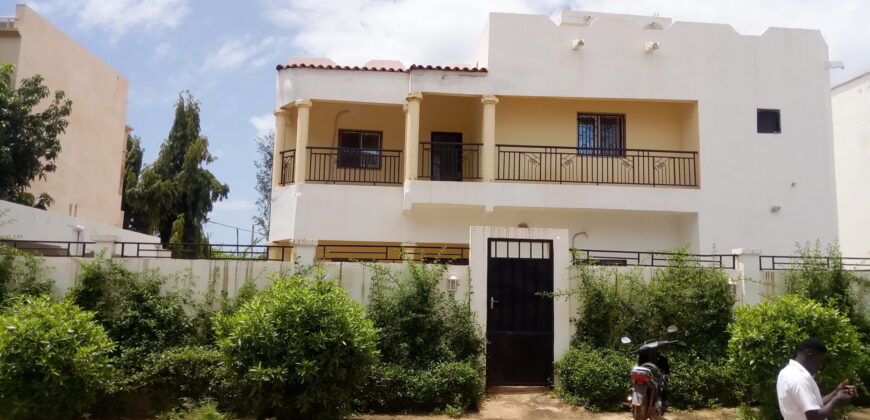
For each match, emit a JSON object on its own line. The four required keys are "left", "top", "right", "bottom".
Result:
{"left": 666, "top": 353, "right": 743, "bottom": 410}
{"left": 215, "top": 272, "right": 379, "bottom": 420}
{"left": 133, "top": 345, "right": 228, "bottom": 408}
{"left": 157, "top": 399, "right": 228, "bottom": 420}
{"left": 784, "top": 243, "right": 870, "bottom": 337}
{"left": 0, "top": 243, "right": 53, "bottom": 305}
{"left": 0, "top": 297, "right": 114, "bottom": 419}
{"left": 358, "top": 361, "right": 483, "bottom": 414}
{"left": 728, "top": 295, "right": 863, "bottom": 419}
{"left": 367, "top": 262, "right": 484, "bottom": 368}
{"left": 69, "top": 257, "right": 193, "bottom": 369}
{"left": 554, "top": 344, "right": 633, "bottom": 411}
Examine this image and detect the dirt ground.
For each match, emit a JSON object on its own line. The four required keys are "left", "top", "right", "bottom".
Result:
{"left": 349, "top": 389, "right": 870, "bottom": 420}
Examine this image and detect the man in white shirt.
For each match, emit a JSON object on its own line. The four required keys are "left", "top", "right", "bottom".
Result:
{"left": 776, "top": 338, "right": 856, "bottom": 420}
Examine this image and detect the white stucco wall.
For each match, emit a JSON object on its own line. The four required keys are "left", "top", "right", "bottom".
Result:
{"left": 832, "top": 72, "right": 870, "bottom": 257}
{"left": 1, "top": 200, "right": 158, "bottom": 243}
{"left": 272, "top": 10, "right": 838, "bottom": 255}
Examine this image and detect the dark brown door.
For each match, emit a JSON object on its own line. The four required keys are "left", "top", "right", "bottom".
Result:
{"left": 486, "top": 239, "right": 554, "bottom": 386}
{"left": 430, "top": 132, "right": 462, "bottom": 181}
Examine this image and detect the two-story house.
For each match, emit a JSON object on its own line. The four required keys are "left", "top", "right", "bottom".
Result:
{"left": 269, "top": 11, "right": 839, "bottom": 386}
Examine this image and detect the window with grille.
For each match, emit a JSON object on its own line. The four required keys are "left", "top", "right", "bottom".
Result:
{"left": 577, "top": 113, "right": 625, "bottom": 156}
{"left": 338, "top": 130, "right": 382, "bottom": 169}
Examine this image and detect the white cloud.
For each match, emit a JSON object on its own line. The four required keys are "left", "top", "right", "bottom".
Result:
{"left": 27, "top": 0, "right": 190, "bottom": 40}
{"left": 260, "top": 0, "right": 868, "bottom": 83}
{"left": 153, "top": 42, "right": 171, "bottom": 61}
{"left": 249, "top": 113, "right": 275, "bottom": 138}
{"left": 206, "top": 35, "right": 278, "bottom": 71}
{"left": 213, "top": 199, "right": 255, "bottom": 212}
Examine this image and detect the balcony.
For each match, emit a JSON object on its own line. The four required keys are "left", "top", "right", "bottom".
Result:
{"left": 280, "top": 147, "right": 403, "bottom": 186}
{"left": 418, "top": 141, "right": 482, "bottom": 181}
{"left": 496, "top": 145, "right": 698, "bottom": 187}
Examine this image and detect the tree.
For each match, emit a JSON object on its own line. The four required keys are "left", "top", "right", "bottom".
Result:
{"left": 253, "top": 131, "right": 273, "bottom": 242}
{"left": 0, "top": 63, "right": 72, "bottom": 208}
{"left": 129, "top": 91, "right": 228, "bottom": 244}
{"left": 121, "top": 133, "right": 145, "bottom": 230}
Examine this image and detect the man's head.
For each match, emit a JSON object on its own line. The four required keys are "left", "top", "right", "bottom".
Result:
{"left": 795, "top": 337, "right": 828, "bottom": 374}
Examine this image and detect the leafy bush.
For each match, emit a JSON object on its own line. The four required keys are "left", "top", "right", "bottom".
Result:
{"left": 666, "top": 353, "right": 743, "bottom": 410}
{"left": 554, "top": 344, "right": 633, "bottom": 411}
{"left": 728, "top": 295, "right": 864, "bottom": 419}
{"left": 157, "top": 399, "right": 228, "bottom": 420}
{"left": 367, "top": 262, "right": 484, "bottom": 368}
{"left": 784, "top": 243, "right": 870, "bottom": 337}
{"left": 215, "top": 272, "right": 379, "bottom": 420}
{"left": 69, "top": 257, "right": 193, "bottom": 369}
{"left": 0, "top": 243, "right": 53, "bottom": 305}
{"left": 133, "top": 345, "right": 228, "bottom": 408}
{"left": 358, "top": 361, "right": 483, "bottom": 414}
{"left": 0, "top": 297, "right": 114, "bottom": 419}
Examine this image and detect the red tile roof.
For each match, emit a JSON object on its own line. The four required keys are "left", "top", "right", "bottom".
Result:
{"left": 276, "top": 63, "right": 487, "bottom": 73}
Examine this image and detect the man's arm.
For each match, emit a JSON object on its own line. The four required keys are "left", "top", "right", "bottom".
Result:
{"left": 807, "top": 389, "right": 853, "bottom": 420}
{"left": 823, "top": 380, "right": 854, "bottom": 405}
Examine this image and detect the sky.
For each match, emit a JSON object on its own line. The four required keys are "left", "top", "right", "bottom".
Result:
{"left": 2, "top": 0, "right": 868, "bottom": 244}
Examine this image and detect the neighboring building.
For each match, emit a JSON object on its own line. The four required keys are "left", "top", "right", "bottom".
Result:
{"left": 270, "top": 11, "right": 839, "bottom": 386}
{"left": 0, "top": 4, "right": 129, "bottom": 227}
{"left": 832, "top": 71, "right": 870, "bottom": 258}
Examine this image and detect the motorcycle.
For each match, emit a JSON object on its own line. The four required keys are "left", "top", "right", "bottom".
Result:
{"left": 621, "top": 325, "right": 679, "bottom": 420}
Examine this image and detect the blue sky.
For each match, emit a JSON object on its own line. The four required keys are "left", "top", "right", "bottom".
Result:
{"left": 2, "top": 0, "right": 868, "bottom": 244}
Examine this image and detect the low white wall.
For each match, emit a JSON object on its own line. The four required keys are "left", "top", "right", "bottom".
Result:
{"left": 1, "top": 200, "right": 158, "bottom": 243}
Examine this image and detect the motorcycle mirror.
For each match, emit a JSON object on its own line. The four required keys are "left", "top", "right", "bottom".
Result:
{"left": 667, "top": 325, "right": 679, "bottom": 334}
{"left": 620, "top": 337, "right": 632, "bottom": 344}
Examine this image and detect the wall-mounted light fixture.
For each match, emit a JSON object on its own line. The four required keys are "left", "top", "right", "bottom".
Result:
{"left": 572, "top": 38, "right": 585, "bottom": 50}
{"left": 645, "top": 41, "right": 660, "bottom": 52}
{"left": 446, "top": 274, "right": 459, "bottom": 294}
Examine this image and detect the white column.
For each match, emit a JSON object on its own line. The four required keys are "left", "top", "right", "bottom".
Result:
{"left": 733, "top": 248, "right": 763, "bottom": 305}
{"left": 93, "top": 234, "right": 117, "bottom": 258}
{"left": 293, "top": 99, "right": 313, "bottom": 185}
{"left": 293, "top": 239, "right": 318, "bottom": 265}
{"left": 404, "top": 92, "right": 423, "bottom": 181}
{"left": 481, "top": 95, "right": 499, "bottom": 182}
{"left": 272, "top": 108, "right": 289, "bottom": 187}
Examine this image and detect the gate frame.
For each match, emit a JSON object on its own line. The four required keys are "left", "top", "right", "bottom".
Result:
{"left": 469, "top": 226, "right": 571, "bottom": 383}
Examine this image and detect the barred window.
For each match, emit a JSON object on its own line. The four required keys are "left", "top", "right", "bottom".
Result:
{"left": 338, "top": 130, "right": 382, "bottom": 169}
{"left": 577, "top": 113, "right": 625, "bottom": 156}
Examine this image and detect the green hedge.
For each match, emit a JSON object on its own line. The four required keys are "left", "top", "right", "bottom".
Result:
{"left": 0, "top": 297, "right": 114, "bottom": 419}
{"left": 728, "top": 295, "right": 863, "bottom": 419}
{"left": 554, "top": 345, "right": 633, "bottom": 411}
{"left": 666, "top": 354, "right": 743, "bottom": 410}
{"left": 358, "top": 361, "right": 483, "bottom": 414}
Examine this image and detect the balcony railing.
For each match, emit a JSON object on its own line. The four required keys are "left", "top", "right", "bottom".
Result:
{"left": 317, "top": 244, "right": 470, "bottom": 264}
{"left": 307, "top": 147, "right": 403, "bottom": 185}
{"left": 280, "top": 149, "right": 295, "bottom": 186}
{"left": 418, "top": 142, "right": 482, "bottom": 181}
{"left": 497, "top": 145, "right": 698, "bottom": 187}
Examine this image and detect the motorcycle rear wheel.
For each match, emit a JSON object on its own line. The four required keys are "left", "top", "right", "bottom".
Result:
{"left": 631, "top": 404, "right": 650, "bottom": 420}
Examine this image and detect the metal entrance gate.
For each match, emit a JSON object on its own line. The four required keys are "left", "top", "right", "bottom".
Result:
{"left": 486, "top": 238, "right": 554, "bottom": 386}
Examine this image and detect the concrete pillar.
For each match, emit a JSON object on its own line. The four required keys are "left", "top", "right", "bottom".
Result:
{"left": 404, "top": 92, "right": 423, "bottom": 181}
{"left": 272, "top": 108, "right": 289, "bottom": 187}
{"left": 481, "top": 95, "right": 499, "bottom": 182}
{"left": 293, "top": 99, "right": 313, "bottom": 185}
{"left": 293, "top": 239, "right": 318, "bottom": 265}
{"left": 733, "top": 248, "right": 763, "bottom": 305}
{"left": 93, "top": 234, "right": 117, "bottom": 258}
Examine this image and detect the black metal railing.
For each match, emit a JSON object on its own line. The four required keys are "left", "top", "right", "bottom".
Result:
{"left": 317, "top": 244, "right": 470, "bottom": 264}
{"left": 572, "top": 249, "right": 736, "bottom": 269}
{"left": 308, "top": 147, "right": 403, "bottom": 185}
{"left": 497, "top": 145, "right": 698, "bottom": 187}
{"left": 418, "top": 142, "right": 482, "bottom": 181}
{"left": 760, "top": 255, "right": 870, "bottom": 271}
{"left": 115, "top": 242, "right": 294, "bottom": 260}
{"left": 280, "top": 149, "right": 295, "bottom": 185}
{"left": 1, "top": 240, "right": 95, "bottom": 257}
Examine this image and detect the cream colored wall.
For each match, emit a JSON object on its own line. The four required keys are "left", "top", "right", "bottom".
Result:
{"left": 495, "top": 97, "right": 697, "bottom": 151}
{"left": 5, "top": 5, "right": 128, "bottom": 227}
{"left": 419, "top": 94, "right": 482, "bottom": 143}
{"left": 307, "top": 100, "right": 405, "bottom": 149}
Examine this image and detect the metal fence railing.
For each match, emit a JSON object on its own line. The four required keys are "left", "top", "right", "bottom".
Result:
{"left": 759, "top": 255, "right": 870, "bottom": 271}
{"left": 114, "top": 242, "right": 294, "bottom": 261}
{"left": 0, "top": 240, "right": 95, "bottom": 257}
{"left": 280, "top": 149, "right": 295, "bottom": 185}
{"left": 418, "top": 142, "right": 482, "bottom": 181}
{"left": 572, "top": 249, "right": 737, "bottom": 269}
{"left": 307, "top": 147, "right": 403, "bottom": 185}
{"left": 317, "top": 244, "right": 470, "bottom": 264}
{"left": 497, "top": 145, "right": 698, "bottom": 187}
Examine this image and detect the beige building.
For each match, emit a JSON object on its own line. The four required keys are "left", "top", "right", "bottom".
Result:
{"left": 270, "top": 11, "right": 841, "bottom": 386}
{"left": 0, "top": 4, "right": 129, "bottom": 227}
{"left": 832, "top": 71, "right": 870, "bottom": 258}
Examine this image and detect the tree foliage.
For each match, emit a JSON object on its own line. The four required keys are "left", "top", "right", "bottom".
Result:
{"left": 253, "top": 131, "right": 273, "bottom": 242}
{"left": 121, "top": 133, "right": 145, "bottom": 231}
{"left": 0, "top": 63, "right": 72, "bottom": 208}
{"left": 127, "top": 91, "right": 228, "bottom": 244}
